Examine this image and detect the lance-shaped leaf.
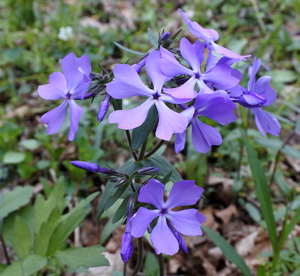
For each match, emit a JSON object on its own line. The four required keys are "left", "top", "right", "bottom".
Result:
{"left": 21, "top": 254, "right": 47, "bottom": 276}
{"left": 148, "top": 28, "right": 159, "bottom": 48}
{"left": 113, "top": 41, "right": 146, "bottom": 56}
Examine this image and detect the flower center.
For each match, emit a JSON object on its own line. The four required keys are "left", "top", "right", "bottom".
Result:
{"left": 153, "top": 92, "right": 160, "bottom": 100}
{"left": 194, "top": 72, "right": 201, "bottom": 79}
{"left": 66, "top": 92, "right": 72, "bottom": 99}
{"left": 161, "top": 208, "right": 168, "bottom": 215}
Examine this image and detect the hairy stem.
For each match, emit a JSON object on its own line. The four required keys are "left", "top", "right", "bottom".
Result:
{"left": 139, "top": 137, "right": 148, "bottom": 160}
{"left": 0, "top": 235, "right": 11, "bottom": 265}
{"left": 125, "top": 130, "right": 139, "bottom": 161}
{"left": 144, "top": 140, "right": 165, "bottom": 159}
{"left": 158, "top": 254, "right": 164, "bottom": 276}
{"left": 131, "top": 238, "right": 144, "bottom": 276}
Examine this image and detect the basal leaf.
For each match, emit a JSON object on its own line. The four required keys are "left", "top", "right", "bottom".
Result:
{"left": 131, "top": 105, "right": 158, "bottom": 151}
{"left": 21, "top": 254, "right": 47, "bottom": 276}
{"left": 202, "top": 226, "right": 252, "bottom": 276}
{"left": 54, "top": 245, "right": 109, "bottom": 269}
{"left": 242, "top": 131, "right": 277, "bottom": 252}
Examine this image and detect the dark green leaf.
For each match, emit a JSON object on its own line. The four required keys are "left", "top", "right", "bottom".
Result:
{"left": 131, "top": 105, "right": 158, "bottom": 151}
{"left": 21, "top": 254, "right": 47, "bottom": 276}
{"left": 160, "top": 171, "right": 172, "bottom": 185}
{"left": 242, "top": 131, "right": 277, "bottom": 252}
{"left": 113, "top": 41, "right": 146, "bottom": 56}
{"left": 286, "top": 205, "right": 300, "bottom": 241}
{"left": 143, "top": 252, "right": 159, "bottom": 276}
{"left": 202, "top": 226, "right": 252, "bottom": 276}
{"left": 112, "top": 194, "right": 132, "bottom": 223}
{"left": 12, "top": 217, "right": 32, "bottom": 260}
{"left": 111, "top": 97, "right": 122, "bottom": 111}
{"left": 100, "top": 217, "right": 124, "bottom": 244}
{"left": 169, "top": 29, "right": 182, "bottom": 42}
{"left": 54, "top": 245, "right": 109, "bottom": 269}
{"left": 147, "top": 28, "right": 159, "bottom": 48}
{"left": 0, "top": 186, "right": 34, "bottom": 218}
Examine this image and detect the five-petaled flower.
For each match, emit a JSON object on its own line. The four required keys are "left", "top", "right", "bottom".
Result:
{"left": 130, "top": 179, "right": 206, "bottom": 255}
{"left": 38, "top": 53, "right": 91, "bottom": 140}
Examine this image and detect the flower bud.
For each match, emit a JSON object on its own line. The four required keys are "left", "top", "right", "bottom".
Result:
{"left": 132, "top": 58, "right": 146, "bottom": 74}
{"left": 160, "top": 32, "right": 170, "bottom": 41}
{"left": 167, "top": 223, "right": 187, "bottom": 253}
{"left": 70, "top": 161, "right": 99, "bottom": 173}
{"left": 120, "top": 233, "right": 134, "bottom": 263}
{"left": 98, "top": 94, "right": 110, "bottom": 122}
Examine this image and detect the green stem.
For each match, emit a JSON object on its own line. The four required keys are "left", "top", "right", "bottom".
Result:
{"left": 125, "top": 130, "right": 139, "bottom": 161}
{"left": 158, "top": 254, "right": 164, "bottom": 276}
{"left": 144, "top": 140, "right": 165, "bottom": 159}
{"left": 131, "top": 238, "right": 144, "bottom": 276}
{"left": 0, "top": 235, "right": 10, "bottom": 265}
{"left": 139, "top": 137, "right": 148, "bottom": 160}
{"left": 123, "top": 262, "right": 127, "bottom": 276}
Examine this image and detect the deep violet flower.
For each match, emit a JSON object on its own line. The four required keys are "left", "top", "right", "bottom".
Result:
{"left": 106, "top": 50, "right": 189, "bottom": 141}
{"left": 98, "top": 93, "right": 110, "bottom": 122}
{"left": 175, "top": 92, "right": 237, "bottom": 153}
{"left": 178, "top": 9, "right": 250, "bottom": 61}
{"left": 231, "top": 58, "right": 280, "bottom": 137}
{"left": 130, "top": 179, "right": 206, "bottom": 255}
{"left": 38, "top": 53, "right": 91, "bottom": 140}
{"left": 159, "top": 38, "right": 240, "bottom": 99}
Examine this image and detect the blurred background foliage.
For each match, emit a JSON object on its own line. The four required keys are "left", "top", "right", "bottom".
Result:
{"left": 0, "top": 0, "right": 300, "bottom": 275}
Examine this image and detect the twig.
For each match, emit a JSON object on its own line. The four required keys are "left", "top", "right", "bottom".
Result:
{"left": 144, "top": 140, "right": 165, "bottom": 159}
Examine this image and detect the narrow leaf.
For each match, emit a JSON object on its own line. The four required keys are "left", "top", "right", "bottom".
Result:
{"left": 295, "top": 116, "right": 300, "bottom": 132}
{"left": 286, "top": 205, "right": 300, "bottom": 241}
{"left": 160, "top": 171, "right": 172, "bottom": 185}
{"left": 100, "top": 217, "right": 124, "bottom": 245}
{"left": 275, "top": 174, "right": 291, "bottom": 198}
{"left": 112, "top": 194, "right": 132, "bottom": 223}
{"left": 257, "top": 265, "right": 266, "bottom": 276}
{"left": 242, "top": 131, "right": 277, "bottom": 252}
{"left": 12, "top": 217, "right": 32, "bottom": 260}
{"left": 113, "top": 41, "right": 146, "bottom": 56}
{"left": 147, "top": 28, "right": 159, "bottom": 48}
{"left": 202, "top": 226, "right": 252, "bottom": 276}
{"left": 21, "top": 254, "right": 47, "bottom": 276}
{"left": 131, "top": 105, "right": 158, "bottom": 151}
{"left": 0, "top": 186, "right": 34, "bottom": 218}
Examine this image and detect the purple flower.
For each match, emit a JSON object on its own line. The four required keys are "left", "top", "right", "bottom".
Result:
{"left": 130, "top": 179, "right": 206, "bottom": 255}
{"left": 232, "top": 58, "right": 280, "bottom": 137}
{"left": 159, "top": 38, "right": 240, "bottom": 99}
{"left": 106, "top": 51, "right": 189, "bottom": 141}
{"left": 121, "top": 213, "right": 134, "bottom": 263}
{"left": 38, "top": 53, "right": 92, "bottom": 140}
{"left": 178, "top": 9, "right": 250, "bottom": 61}
{"left": 131, "top": 57, "right": 147, "bottom": 74}
{"left": 98, "top": 94, "right": 110, "bottom": 122}
{"left": 175, "top": 92, "right": 237, "bottom": 153}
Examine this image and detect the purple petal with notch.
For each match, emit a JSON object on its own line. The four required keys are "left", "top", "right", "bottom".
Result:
{"left": 138, "top": 179, "right": 165, "bottom": 209}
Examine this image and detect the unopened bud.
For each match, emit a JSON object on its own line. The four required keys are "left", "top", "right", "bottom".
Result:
{"left": 98, "top": 94, "right": 110, "bottom": 122}
{"left": 161, "top": 32, "right": 170, "bottom": 41}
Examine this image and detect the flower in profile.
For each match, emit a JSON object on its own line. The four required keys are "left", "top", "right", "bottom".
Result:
{"left": 178, "top": 9, "right": 250, "bottom": 61}
{"left": 231, "top": 57, "right": 280, "bottom": 137}
{"left": 159, "top": 38, "right": 240, "bottom": 99}
{"left": 130, "top": 179, "right": 206, "bottom": 255}
{"left": 106, "top": 50, "right": 189, "bottom": 141}
{"left": 175, "top": 92, "right": 237, "bottom": 153}
{"left": 38, "top": 53, "right": 91, "bottom": 140}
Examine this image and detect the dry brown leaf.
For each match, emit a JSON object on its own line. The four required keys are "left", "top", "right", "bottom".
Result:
{"left": 215, "top": 205, "right": 238, "bottom": 225}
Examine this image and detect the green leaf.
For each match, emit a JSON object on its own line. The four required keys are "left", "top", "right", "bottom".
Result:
{"left": 131, "top": 105, "right": 158, "bottom": 151}
{"left": 245, "top": 202, "right": 261, "bottom": 223}
{"left": 266, "top": 70, "right": 298, "bottom": 83}
{"left": 242, "top": 131, "right": 277, "bottom": 252}
{"left": 100, "top": 217, "right": 124, "bottom": 245}
{"left": 256, "top": 138, "right": 282, "bottom": 150}
{"left": 21, "top": 254, "right": 47, "bottom": 276}
{"left": 285, "top": 205, "right": 300, "bottom": 242}
{"left": 0, "top": 263, "right": 6, "bottom": 273}
{"left": 111, "top": 97, "right": 122, "bottom": 111}
{"left": 112, "top": 194, "right": 131, "bottom": 223}
{"left": 147, "top": 28, "right": 159, "bottom": 48}
{"left": 12, "top": 216, "right": 32, "bottom": 260}
{"left": 97, "top": 181, "right": 129, "bottom": 220}
{"left": 295, "top": 116, "right": 300, "bottom": 133}
{"left": 3, "top": 151, "right": 26, "bottom": 164}
{"left": 160, "top": 171, "right": 172, "bottom": 185}
{"left": 19, "top": 139, "right": 40, "bottom": 150}
{"left": 54, "top": 245, "right": 109, "bottom": 270}
{"left": 40, "top": 177, "right": 52, "bottom": 198}
{"left": 34, "top": 176, "right": 64, "bottom": 234}
{"left": 275, "top": 174, "right": 291, "bottom": 198}
{"left": 113, "top": 41, "right": 146, "bottom": 56}
{"left": 257, "top": 265, "right": 266, "bottom": 276}
{"left": 202, "top": 226, "right": 252, "bottom": 276}
{"left": 0, "top": 261, "right": 22, "bottom": 276}
{"left": 34, "top": 207, "right": 61, "bottom": 256}
{"left": 0, "top": 186, "right": 34, "bottom": 218}
{"left": 143, "top": 252, "right": 159, "bottom": 276}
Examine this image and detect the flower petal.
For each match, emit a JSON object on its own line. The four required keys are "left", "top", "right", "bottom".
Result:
{"left": 108, "top": 98, "right": 155, "bottom": 130}
{"left": 163, "top": 77, "right": 197, "bottom": 99}
{"left": 212, "top": 42, "right": 250, "bottom": 61}
{"left": 159, "top": 47, "right": 193, "bottom": 77}
{"left": 248, "top": 57, "right": 261, "bottom": 91}
{"left": 180, "top": 38, "right": 204, "bottom": 71}
{"left": 106, "top": 64, "right": 153, "bottom": 98}
{"left": 253, "top": 109, "right": 281, "bottom": 137}
{"left": 188, "top": 22, "right": 219, "bottom": 44}
{"left": 131, "top": 207, "right": 160, "bottom": 238}
{"left": 76, "top": 54, "right": 92, "bottom": 77}
{"left": 145, "top": 51, "right": 168, "bottom": 92}
{"left": 38, "top": 75, "right": 66, "bottom": 100}
{"left": 150, "top": 216, "right": 179, "bottom": 255}
{"left": 254, "top": 76, "right": 277, "bottom": 106}
{"left": 41, "top": 101, "right": 68, "bottom": 135}
{"left": 69, "top": 99, "right": 83, "bottom": 141}
{"left": 167, "top": 223, "right": 188, "bottom": 253}
{"left": 167, "top": 209, "right": 203, "bottom": 236}
{"left": 206, "top": 50, "right": 219, "bottom": 72}
{"left": 165, "top": 180, "right": 204, "bottom": 209}
{"left": 155, "top": 100, "right": 188, "bottom": 141}
{"left": 49, "top": 72, "right": 68, "bottom": 94}
{"left": 138, "top": 179, "right": 165, "bottom": 209}
{"left": 175, "top": 131, "right": 186, "bottom": 153}
{"left": 71, "top": 74, "right": 92, "bottom": 100}
{"left": 191, "top": 119, "right": 222, "bottom": 153}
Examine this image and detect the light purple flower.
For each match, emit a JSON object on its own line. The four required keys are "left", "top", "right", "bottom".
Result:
{"left": 106, "top": 51, "right": 189, "bottom": 141}
{"left": 130, "top": 179, "right": 206, "bottom": 255}
{"left": 38, "top": 53, "right": 91, "bottom": 140}
{"left": 178, "top": 9, "right": 250, "bottom": 61}
{"left": 159, "top": 38, "right": 240, "bottom": 99}
{"left": 231, "top": 58, "right": 280, "bottom": 137}
{"left": 175, "top": 92, "right": 237, "bottom": 153}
